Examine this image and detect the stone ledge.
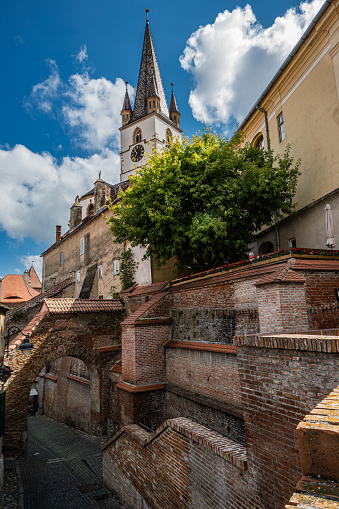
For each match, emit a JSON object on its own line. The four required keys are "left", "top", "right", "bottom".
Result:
{"left": 115, "top": 382, "right": 165, "bottom": 393}
{"left": 296, "top": 385, "right": 339, "bottom": 481}
{"left": 66, "top": 374, "right": 90, "bottom": 385}
{"left": 235, "top": 333, "right": 339, "bottom": 353}
{"left": 102, "top": 416, "right": 247, "bottom": 470}
{"left": 285, "top": 476, "right": 339, "bottom": 508}
{"left": 45, "top": 374, "right": 58, "bottom": 382}
{"left": 165, "top": 340, "right": 236, "bottom": 354}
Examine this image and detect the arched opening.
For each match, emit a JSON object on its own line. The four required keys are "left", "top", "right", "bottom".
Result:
{"left": 31, "top": 356, "right": 92, "bottom": 432}
{"left": 259, "top": 241, "right": 275, "bottom": 255}
{"left": 252, "top": 133, "right": 265, "bottom": 151}
{"left": 166, "top": 128, "right": 172, "bottom": 143}
{"left": 86, "top": 202, "right": 94, "bottom": 216}
{"left": 133, "top": 127, "right": 142, "bottom": 144}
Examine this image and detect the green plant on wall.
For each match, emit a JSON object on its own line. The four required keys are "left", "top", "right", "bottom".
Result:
{"left": 119, "top": 248, "right": 138, "bottom": 290}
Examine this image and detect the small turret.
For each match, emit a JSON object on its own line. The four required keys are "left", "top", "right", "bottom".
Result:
{"left": 147, "top": 73, "right": 161, "bottom": 114}
{"left": 121, "top": 81, "right": 132, "bottom": 126}
{"left": 170, "top": 83, "right": 180, "bottom": 127}
{"left": 94, "top": 173, "right": 106, "bottom": 213}
{"left": 70, "top": 196, "right": 82, "bottom": 231}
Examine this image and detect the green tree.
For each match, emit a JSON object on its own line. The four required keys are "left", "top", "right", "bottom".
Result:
{"left": 107, "top": 129, "right": 300, "bottom": 270}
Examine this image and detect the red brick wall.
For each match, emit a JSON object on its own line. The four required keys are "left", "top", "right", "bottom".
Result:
{"left": 166, "top": 348, "right": 241, "bottom": 410}
{"left": 37, "top": 357, "right": 91, "bottom": 432}
{"left": 103, "top": 417, "right": 262, "bottom": 509}
{"left": 256, "top": 283, "right": 309, "bottom": 333}
{"left": 122, "top": 324, "right": 169, "bottom": 385}
{"left": 235, "top": 334, "right": 339, "bottom": 509}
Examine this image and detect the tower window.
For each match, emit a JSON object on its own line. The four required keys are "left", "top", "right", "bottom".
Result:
{"left": 134, "top": 127, "right": 142, "bottom": 144}
{"left": 166, "top": 129, "right": 173, "bottom": 144}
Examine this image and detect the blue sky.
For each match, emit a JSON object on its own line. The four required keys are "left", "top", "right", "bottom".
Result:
{"left": 0, "top": 0, "right": 324, "bottom": 279}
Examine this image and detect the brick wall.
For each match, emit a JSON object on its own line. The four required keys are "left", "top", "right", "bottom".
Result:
{"left": 37, "top": 357, "right": 91, "bottom": 432}
{"left": 235, "top": 333, "right": 339, "bottom": 509}
{"left": 103, "top": 417, "right": 262, "bottom": 509}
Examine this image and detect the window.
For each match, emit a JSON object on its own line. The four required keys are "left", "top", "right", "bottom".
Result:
{"left": 113, "top": 259, "right": 120, "bottom": 276}
{"left": 77, "top": 270, "right": 81, "bottom": 283}
{"left": 98, "top": 265, "right": 103, "bottom": 279}
{"left": 134, "top": 127, "right": 142, "bottom": 144}
{"left": 166, "top": 128, "right": 172, "bottom": 143}
{"left": 60, "top": 252, "right": 63, "bottom": 265}
{"left": 80, "top": 237, "right": 84, "bottom": 255}
{"left": 277, "top": 113, "right": 285, "bottom": 142}
{"left": 289, "top": 238, "right": 297, "bottom": 248}
{"left": 86, "top": 202, "right": 94, "bottom": 216}
{"left": 254, "top": 135, "right": 264, "bottom": 151}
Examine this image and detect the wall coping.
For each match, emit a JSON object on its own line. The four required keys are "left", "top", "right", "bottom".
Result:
{"left": 165, "top": 340, "right": 236, "bottom": 354}
{"left": 235, "top": 333, "right": 339, "bottom": 353}
{"left": 102, "top": 416, "right": 247, "bottom": 470}
{"left": 115, "top": 381, "right": 165, "bottom": 393}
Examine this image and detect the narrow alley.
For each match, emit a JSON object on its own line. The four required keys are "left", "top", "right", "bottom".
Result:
{"left": 17, "top": 415, "right": 123, "bottom": 509}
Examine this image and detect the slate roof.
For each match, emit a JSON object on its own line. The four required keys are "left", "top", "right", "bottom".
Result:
{"left": 43, "top": 298, "right": 124, "bottom": 314}
{"left": 121, "top": 88, "right": 132, "bottom": 112}
{"left": 170, "top": 90, "right": 179, "bottom": 113}
{"left": 132, "top": 19, "right": 169, "bottom": 120}
{"left": 80, "top": 180, "right": 129, "bottom": 201}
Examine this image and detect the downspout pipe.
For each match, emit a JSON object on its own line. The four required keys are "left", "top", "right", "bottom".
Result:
{"left": 255, "top": 106, "right": 280, "bottom": 251}
{"left": 256, "top": 106, "right": 270, "bottom": 152}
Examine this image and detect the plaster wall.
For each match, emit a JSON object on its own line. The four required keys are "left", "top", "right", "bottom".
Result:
{"left": 241, "top": 4, "right": 339, "bottom": 252}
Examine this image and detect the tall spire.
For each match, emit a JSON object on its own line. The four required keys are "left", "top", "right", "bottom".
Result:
{"left": 132, "top": 10, "right": 169, "bottom": 120}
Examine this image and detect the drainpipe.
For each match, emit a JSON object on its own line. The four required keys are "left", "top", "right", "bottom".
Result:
{"left": 149, "top": 256, "right": 153, "bottom": 284}
{"left": 256, "top": 106, "right": 280, "bottom": 251}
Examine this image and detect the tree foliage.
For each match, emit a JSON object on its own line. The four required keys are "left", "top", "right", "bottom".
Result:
{"left": 107, "top": 129, "right": 300, "bottom": 270}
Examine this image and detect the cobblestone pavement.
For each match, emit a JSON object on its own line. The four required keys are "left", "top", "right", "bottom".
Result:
{"left": 17, "top": 414, "right": 123, "bottom": 509}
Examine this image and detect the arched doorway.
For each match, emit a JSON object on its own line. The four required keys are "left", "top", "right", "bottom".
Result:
{"left": 32, "top": 356, "right": 92, "bottom": 433}
{"left": 259, "top": 241, "right": 275, "bottom": 255}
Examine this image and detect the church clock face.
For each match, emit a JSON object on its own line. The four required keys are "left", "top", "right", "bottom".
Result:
{"left": 131, "top": 144, "right": 144, "bottom": 162}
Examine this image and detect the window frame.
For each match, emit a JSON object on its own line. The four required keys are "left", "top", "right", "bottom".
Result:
{"left": 80, "top": 237, "right": 84, "bottom": 255}
{"left": 98, "top": 265, "right": 103, "bottom": 280}
{"left": 113, "top": 259, "right": 120, "bottom": 276}
{"left": 60, "top": 252, "right": 63, "bottom": 265}
{"left": 277, "top": 113, "right": 285, "bottom": 142}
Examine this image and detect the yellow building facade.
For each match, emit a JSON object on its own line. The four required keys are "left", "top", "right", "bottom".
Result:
{"left": 240, "top": 0, "right": 339, "bottom": 254}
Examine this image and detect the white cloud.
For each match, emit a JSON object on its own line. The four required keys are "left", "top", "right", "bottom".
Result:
{"left": 0, "top": 144, "right": 120, "bottom": 243}
{"left": 25, "top": 59, "right": 134, "bottom": 152}
{"left": 63, "top": 75, "right": 134, "bottom": 151}
{"left": 180, "top": 0, "right": 324, "bottom": 129}
{"left": 20, "top": 255, "right": 43, "bottom": 281}
{"left": 75, "top": 44, "right": 88, "bottom": 63}
{"left": 25, "top": 59, "right": 62, "bottom": 115}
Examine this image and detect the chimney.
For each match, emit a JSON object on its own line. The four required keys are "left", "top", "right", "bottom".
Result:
{"left": 94, "top": 177, "right": 106, "bottom": 213}
{"left": 56, "top": 225, "right": 62, "bottom": 242}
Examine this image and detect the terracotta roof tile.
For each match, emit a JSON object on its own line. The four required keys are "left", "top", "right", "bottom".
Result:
{"left": 255, "top": 259, "right": 305, "bottom": 286}
{"left": 294, "top": 259, "right": 339, "bottom": 271}
{"left": 43, "top": 298, "right": 124, "bottom": 314}
{"left": 29, "top": 266, "right": 42, "bottom": 290}
{"left": 1, "top": 274, "right": 37, "bottom": 304}
{"left": 6, "top": 277, "right": 75, "bottom": 321}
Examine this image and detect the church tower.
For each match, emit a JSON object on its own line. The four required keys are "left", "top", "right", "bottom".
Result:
{"left": 119, "top": 10, "right": 182, "bottom": 181}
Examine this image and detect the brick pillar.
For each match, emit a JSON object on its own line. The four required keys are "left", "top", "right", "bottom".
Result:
{"left": 117, "top": 320, "right": 170, "bottom": 429}
{"left": 255, "top": 281, "right": 309, "bottom": 334}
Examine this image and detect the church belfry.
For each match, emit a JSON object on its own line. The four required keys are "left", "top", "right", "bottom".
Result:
{"left": 119, "top": 9, "right": 182, "bottom": 181}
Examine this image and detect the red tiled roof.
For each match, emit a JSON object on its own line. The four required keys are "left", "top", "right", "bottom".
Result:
{"left": 42, "top": 298, "right": 124, "bottom": 314}
{"left": 29, "top": 266, "right": 42, "bottom": 290}
{"left": 1, "top": 274, "right": 40, "bottom": 305}
{"left": 255, "top": 259, "right": 306, "bottom": 286}
{"left": 6, "top": 277, "right": 75, "bottom": 321}
{"left": 294, "top": 259, "right": 339, "bottom": 271}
